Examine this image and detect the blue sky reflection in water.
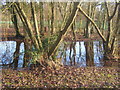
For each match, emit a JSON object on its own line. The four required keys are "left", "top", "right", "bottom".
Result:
{"left": 60, "top": 41, "right": 104, "bottom": 67}
{"left": 0, "top": 41, "right": 16, "bottom": 65}
{"left": 0, "top": 41, "right": 24, "bottom": 68}
{"left": 93, "top": 41, "right": 104, "bottom": 66}
{"left": 0, "top": 40, "right": 104, "bottom": 68}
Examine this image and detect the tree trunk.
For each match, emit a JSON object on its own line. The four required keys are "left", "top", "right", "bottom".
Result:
{"left": 110, "top": 3, "right": 120, "bottom": 57}
{"left": 15, "top": 3, "right": 40, "bottom": 50}
{"left": 85, "top": 2, "right": 91, "bottom": 38}
{"left": 23, "top": 38, "right": 33, "bottom": 67}
{"left": 40, "top": 2, "right": 44, "bottom": 36}
{"left": 48, "top": 2, "right": 80, "bottom": 57}
{"left": 10, "top": 4, "right": 23, "bottom": 37}
{"left": 78, "top": 5, "right": 106, "bottom": 43}
{"left": 85, "top": 42, "right": 94, "bottom": 66}
{"left": 30, "top": 2, "right": 43, "bottom": 49}
{"left": 104, "top": 2, "right": 118, "bottom": 57}
{"left": 13, "top": 41, "right": 21, "bottom": 70}
{"left": 73, "top": 42, "right": 76, "bottom": 65}
{"left": 51, "top": 2, "right": 54, "bottom": 35}
{"left": 71, "top": 22, "right": 76, "bottom": 41}
{"left": 78, "top": 3, "right": 118, "bottom": 59}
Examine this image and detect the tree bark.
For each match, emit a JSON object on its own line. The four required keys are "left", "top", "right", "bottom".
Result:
{"left": 39, "top": 2, "right": 44, "bottom": 36}
{"left": 13, "top": 41, "right": 21, "bottom": 70}
{"left": 10, "top": 4, "right": 22, "bottom": 37}
{"left": 51, "top": 2, "right": 54, "bottom": 35}
{"left": 48, "top": 2, "right": 80, "bottom": 57}
{"left": 111, "top": 3, "right": 120, "bottom": 55}
{"left": 85, "top": 42, "right": 94, "bottom": 66}
{"left": 30, "top": 2, "right": 43, "bottom": 49}
{"left": 15, "top": 3, "right": 40, "bottom": 50}
{"left": 104, "top": 2, "right": 118, "bottom": 56}
{"left": 85, "top": 2, "right": 91, "bottom": 38}
{"left": 78, "top": 5, "right": 106, "bottom": 43}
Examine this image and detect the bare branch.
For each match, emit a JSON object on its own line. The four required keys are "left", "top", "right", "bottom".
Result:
{"left": 77, "top": 5, "right": 106, "bottom": 43}
{"left": 48, "top": 2, "right": 80, "bottom": 57}
{"left": 109, "top": 2, "right": 118, "bottom": 20}
{"left": 2, "top": 2, "right": 15, "bottom": 14}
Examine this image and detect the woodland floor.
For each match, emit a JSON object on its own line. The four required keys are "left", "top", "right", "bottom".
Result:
{"left": 1, "top": 66, "right": 119, "bottom": 89}
{"left": 1, "top": 28, "right": 120, "bottom": 89}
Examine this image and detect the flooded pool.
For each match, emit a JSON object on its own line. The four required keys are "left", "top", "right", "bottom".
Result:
{"left": 58, "top": 41, "right": 104, "bottom": 67}
{"left": 0, "top": 41, "right": 24, "bottom": 69}
{"left": 0, "top": 40, "right": 114, "bottom": 69}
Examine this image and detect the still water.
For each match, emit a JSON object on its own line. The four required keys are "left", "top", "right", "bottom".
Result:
{"left": 0, "top": 40, "right": 104, "bottom": 69}
{"left": 0, "top": 41, "right": 24, "bottom": 68}
{"left": 58, "top": 41, "right": 104, "bottom": 67}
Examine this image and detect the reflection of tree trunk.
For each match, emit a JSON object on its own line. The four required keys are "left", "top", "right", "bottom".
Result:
{"left": 84, "top": 42, "right": 94, "bottom": 66}
{"left": 69, "top": 42, "right": 72, "bottom": 65}
{"left": 62, "top": 43, "right": 67, "bottom": 65}
{"left": 73, "top": 42, "right": 76, "bottom": 65}
{"left": 23, "top": 40, "right": 31, "bottom": 68}
{"left": 79, "top": 42, "right": 81, "bottom": 59}
{"left": 13, "top": 41, "right": 21, "bottom": 69}
{"left": 48, "top": 2, "right": 80, "bottom": 57}
{"left": 69, "top": 41, "right": 76, "bottom": 66}
{"left": 64, "top": 48, "right": 67, "bottom": 65}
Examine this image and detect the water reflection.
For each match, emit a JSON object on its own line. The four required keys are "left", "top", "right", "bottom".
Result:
{"left": 0, "top": 41, "right": 24, "bottom": 69}
{"left": 93, "top": 41, "right": 104, "bottom": 66}
{"left": 0, "top": 41, "right": 16, "bottom": 65}
{"left": 0, "top": 40, "right": 109, "bottom": 69}
{"left": 85, "top": 41, "right": 94, "bottom": 66}
{"left": 59, "top": 41, "right": 104, "bottom": 67}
